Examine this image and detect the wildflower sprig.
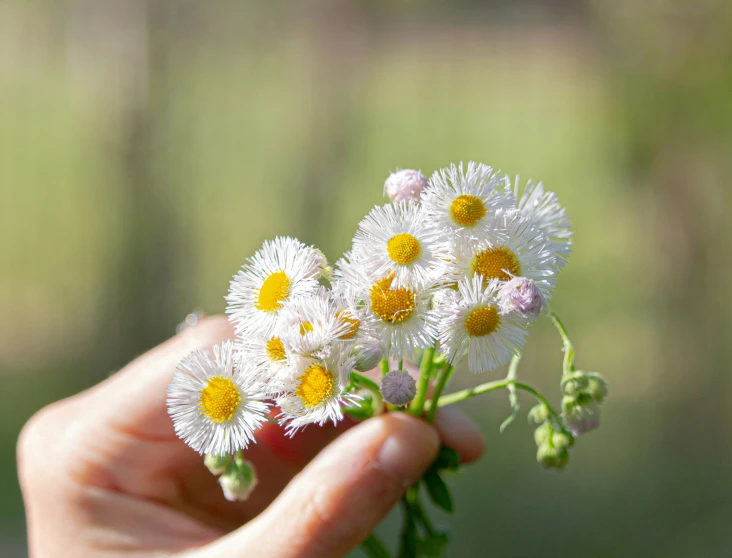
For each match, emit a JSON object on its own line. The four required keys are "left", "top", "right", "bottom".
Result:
{"left": 165, "top": 162, "right": 606, "bottom": 557}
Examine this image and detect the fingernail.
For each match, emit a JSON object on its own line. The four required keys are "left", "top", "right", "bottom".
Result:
{"left": 377, "top": 414, "right": 439, "bottom": 485}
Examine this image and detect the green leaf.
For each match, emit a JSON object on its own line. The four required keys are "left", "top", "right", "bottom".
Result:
{"left": 431, "top": 445, "right": 460, "bottom": 472}
{"left": 343, "top": 396, "right": 374, "bottom": 420}
{"left": 416, "top": 532, "right": 449, "bottom": 557}
{"left": 360, "top": 533, "right": 393, "bottom": 558}
{"left": 423, "top": 470, "right": 454, "bottom": 513}
{"left": 397, "top": 499, "right": 418, "bottom": 558}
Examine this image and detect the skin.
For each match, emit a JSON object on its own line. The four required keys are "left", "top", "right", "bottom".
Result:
{"left": 18, "top": 316, "right": 485, "bottom": 558}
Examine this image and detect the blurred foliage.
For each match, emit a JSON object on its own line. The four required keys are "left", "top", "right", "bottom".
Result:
{"left": 1, "top": 0, "right": 732, "bottom": 556}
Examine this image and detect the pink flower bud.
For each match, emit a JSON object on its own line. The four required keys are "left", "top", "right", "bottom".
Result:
{"left": 497, "top": 277, "right": 546, "bottom": 319}
{"left": 383, "top": 169, "right": 428, "bottom": 203}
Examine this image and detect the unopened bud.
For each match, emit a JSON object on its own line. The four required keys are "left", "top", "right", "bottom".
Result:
{"left": 204, "top": 453, "right": 232, "bottom": 475}
{"left": 383, "top": 169, "right": 428, "bottom": 203}
{"left": 537, "top": 442, "right": 569, "bottom": 470}
{"left": 497, "top": 277, "right": 546, "bottom": 319}
{"left": 528, "top": 404, "right": 549, "bottom": 425}
{"left": 586, "top": 373, "right": 608, "bottom": 403}
{"left": 561, "top": 372, "right": 590, "bottom": 396}
{"left": 380, "top": 370, "right": 417, "bottom": 406}
{"left": 312, "top": 248, "right": 333, "bottom": 282}
{"left": 219, "top": 459, "right": 258, "bottom": 502}
{"left": 534, "top": 421, "right": 553, "bottom": 446}
{"left": 552, "top": 431, "right": 575, "bottom": 449}
{"left": 562, "top": 394, "right": 601, "bottom": 436}
{"left": 353, "top": 342, "right": 383, "bottom": 372}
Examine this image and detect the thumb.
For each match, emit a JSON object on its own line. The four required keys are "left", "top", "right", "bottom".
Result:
{"left": 205, "top": 413, "right": 439, "bottom": 558}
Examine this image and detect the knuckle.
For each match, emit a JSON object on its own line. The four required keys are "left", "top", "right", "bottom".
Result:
{"left": 17, "top": 401, "right": 65, "bottom": 480}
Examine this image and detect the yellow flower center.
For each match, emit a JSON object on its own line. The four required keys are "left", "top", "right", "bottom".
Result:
{"left": 336, "top": 311, "right": 360, "bottom": 340}
{"left": 386, "top": 233, "right": 421, "bottom": 265}
{"left": 295, "top": 364, "right": 334, "bottom": 408}
{"left": 370, "top": 275, "right": 416, "bottom": 324}
{"left": 265, "top": 336, "right": 286, "bottom": 362}
{"left": 472, "top": 246, "right": 521, "bottom": 282}
{"left": 299, "top": 321, "right": 314, "bottom": 336}
{"left": 256, "top": 270, "right": 290, "bottom": 312}
{"left": 198, "top": 376, "right": 242, "bottom": 423}
{"left": 450, "top": 194, "right": 486, "bottom": 226}
{"left": 464, "top": 306, "right": 501, "bottom": 337}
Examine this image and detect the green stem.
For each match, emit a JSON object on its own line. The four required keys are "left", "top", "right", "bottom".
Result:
{"left": 426, "top": 364, "right": 454, "bottom": 423}
{"left": 351, "top": 371, "right": 381, "bottom": 393}
{"left": 431, "top": 379, "right": 561, "bottom": 421}
{"left": 411, "top": 492, "right": 437, "bottom": 537}
{"left": 351, "top": 371, "right": 383, "bottom": 414}
{"left": 507, "top": 353, "right": 520, "bottom": 382}
{"left": 398, "top": 486, "right": 419, "bottom": 558}
{"left": 380, "top": 358, "right": 390, "bottom": 378}
{"left": 361, "top": 533, "right": 393, "bottom": 558}
{"left": 409, "top": 347, "right": 435, "bottom": 417}
{"left": 550, "top": 312, "right": 575, "bottom": 376}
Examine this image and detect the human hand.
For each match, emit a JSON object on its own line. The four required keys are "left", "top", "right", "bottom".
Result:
{"left": 18, "top": 316, "right": 484, "bottom": 558}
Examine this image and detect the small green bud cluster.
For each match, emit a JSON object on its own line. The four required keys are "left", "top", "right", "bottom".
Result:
{"left": 560, "top": 371, "right": 608, "bottom": 436}
{"left": 203, "top": 452, "right": 258, "bottom": 502}
{"left": 529, "top": 404, "right": 574, "bottom": 470}
{"left": 204, "top": 453, "right": 232, "bottom": 475}
{"left": 219, "top": 457, "right": 258, "bottom": 502}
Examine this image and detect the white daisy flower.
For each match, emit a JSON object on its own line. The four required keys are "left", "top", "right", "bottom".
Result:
{"left": 449, "top": 210, "right": 558, "bottom": 298}
{"left": 435, "top": 276, "right": 529, "bottom": 373}
{"left": 421, "top": 161, "right": 515, "bottom": 236}
{"left": 167, "top": 341, "right": 270, "bottom": 456}
{"left": 334, "top": 251, "right": 436, "bottom": 362}
{"left": 363, "top": 273, "right": 436, "bottom": 361}
{"left": 226, "top": 236, "right": 322, "bottom": 337}
{"left": 236, "top": 334, "right": 291, "bottom": 394}
{"left": 331, "top": 281, "right": 380, "bottom": 344}
{"left": 279, "top": 288, "right": 351, "bottom": 361}
{"left": 514, "top": 177, "right": 573, "bottom": 267}
{"left": 276, "top": 348, "right": 357, "bottom": 433}
{"left": 351, "top": 202, "right": 450, "bottom": 289}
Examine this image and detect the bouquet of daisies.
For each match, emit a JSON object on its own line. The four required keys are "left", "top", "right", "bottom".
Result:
{"left": 166, "top": 162, "right": 607, "bottom": 556}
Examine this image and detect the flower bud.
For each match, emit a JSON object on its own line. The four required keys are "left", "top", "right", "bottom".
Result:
{"left": 562, "top": 394, "right": 601, "bottom": 436}
{"left": 497, "top": 277, "right": 546, "bottom": 319}
{"left": 586, "top": 373, "right": 609, "bottom": 403}
{"left": 380, "top": 370, "right": 417, "bottom": 406}
{"left": 219, "top": 459, "right": 258, "bottom": 502}
{"left": 204, "top": 453, "right": 232, "bottom": 475}
{"left": 534, "top": 421, "right": 553, "bottom": 446}
{"left": 561, "top": 372, "right": 590, "bottom": 396}
{"left": 353, "top": 342, "right": 383, "bottom": 372}
{"left": 383, "top": 169, "right": 428, "bottom": 203}
{"left": 536, "top": 442, "right": 569, "bottom": 470}
{"left": 528, "top": 404, "right": 549, "bottom": 425}
{"left": 312, "top": 248, "right": 333, "bottom": 282}
{"left": 552, "top": 431, "right": 575, "bottom": 449}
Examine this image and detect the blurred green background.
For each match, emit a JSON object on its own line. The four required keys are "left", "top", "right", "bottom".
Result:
{"left": 2, "top": 0, "right": 732, "bottom": 556}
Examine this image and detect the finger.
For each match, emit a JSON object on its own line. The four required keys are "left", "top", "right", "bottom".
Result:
{"left": 84, "top": 315, "right": 236, "bottom": 440}
{"left": 433, "top": 405, "right": 486, "bottom": 464}
{"left": 204, "top": 413, "right": 439, "bottom": 558}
